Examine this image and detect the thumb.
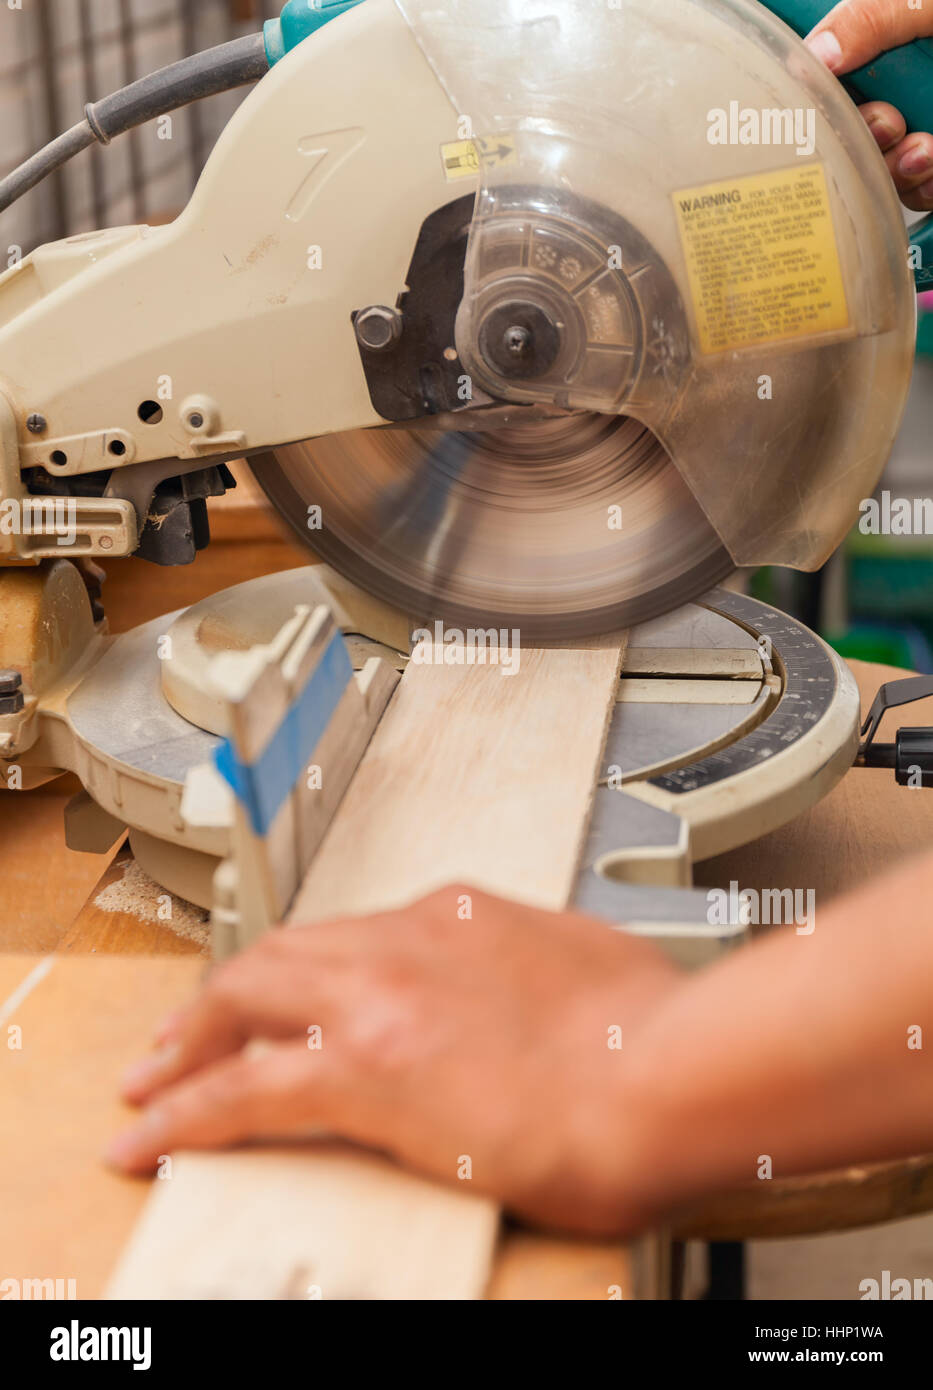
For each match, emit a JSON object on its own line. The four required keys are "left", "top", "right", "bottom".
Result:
{"left": 805, "top": 0, "right": 933, "bottom": 76}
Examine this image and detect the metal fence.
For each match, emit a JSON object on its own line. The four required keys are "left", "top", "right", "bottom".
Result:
{"left": 0, "top": 0, "right": 279, "bottom": 256}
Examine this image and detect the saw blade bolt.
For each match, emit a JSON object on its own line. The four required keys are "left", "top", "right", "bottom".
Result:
{"left": 504, "top": 326, "right": 532, "bottom": 357}
{"left": 354, "top": 306, "right": 402, "bottom": 352}
{"left": 477, "top": 300, "right": 561, "bottom": 381}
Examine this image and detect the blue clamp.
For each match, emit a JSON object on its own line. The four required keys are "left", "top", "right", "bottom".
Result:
{"left": 214, "top": 628, "right": 353, "bottom": 837}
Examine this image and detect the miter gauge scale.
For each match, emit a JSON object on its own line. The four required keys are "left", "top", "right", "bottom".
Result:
{"left": 576, "top": 588, "right": 860, "bottom": 963}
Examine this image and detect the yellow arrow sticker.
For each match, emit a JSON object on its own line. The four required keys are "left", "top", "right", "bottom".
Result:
{"left": 440, "top": 134, "right": 517, "bottom": 182}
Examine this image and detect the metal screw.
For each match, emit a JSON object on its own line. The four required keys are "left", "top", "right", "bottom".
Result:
{"left": 355, "top": 305, "right": 402, "bottom": 352}
{"left": 478, "top": 300, "right": 561, "bottom": 380}
{"left": 504, "top": 325, "right": 532, "bottom": 357}
{"left": 26, "top": 413, "right": 47, "bottom": 434}
{"left": 187, "top": 412, "right": 204, "bottom": 430}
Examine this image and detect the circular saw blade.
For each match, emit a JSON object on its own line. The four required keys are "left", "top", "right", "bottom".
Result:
{"left": 252, "top": 413, "right": 733, "bottom": 639}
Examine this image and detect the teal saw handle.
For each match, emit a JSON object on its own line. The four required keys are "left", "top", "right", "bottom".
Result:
{"left": 763, "top": 0, "right": 933, "bottom": 288}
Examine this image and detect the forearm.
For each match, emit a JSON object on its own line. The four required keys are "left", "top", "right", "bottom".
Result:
{"left": 619, "top": 850, "right": 933, "bottom": 1222}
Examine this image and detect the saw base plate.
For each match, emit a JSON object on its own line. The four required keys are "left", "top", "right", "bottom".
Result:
{"left": 7, "top": 568, "right": 857, "bottom": 963}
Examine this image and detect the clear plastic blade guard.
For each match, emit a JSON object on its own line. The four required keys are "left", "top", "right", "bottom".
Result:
{"left": 397, "top": 0, "right": 916, "bottom": 571}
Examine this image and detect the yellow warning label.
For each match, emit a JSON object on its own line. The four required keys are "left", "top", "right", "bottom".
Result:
{"left": 440, "top": 134, "right": 517, "bottom": 182}
{"left": 672, "top": 163, "right": 849, "bottom": 354}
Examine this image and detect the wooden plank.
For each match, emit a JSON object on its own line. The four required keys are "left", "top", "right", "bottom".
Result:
{"left": 0, "top": 946, "right": 637, "bottom": 1299}
{"left": 0, "top": 776, "right": 121, "bottom": 953}
{"left": 0, "top": 955, "right": 204, "bottom": 1299}
{"left": 486, "top": 1231, "right": 640, "bottom": 1301}
{"left": 289, "top": 635, "right": 627, "bottom": 923}
{"left": 112, "top": 634, "right": 627, "bottom": 1298}
{"left": 107, "top": 1148, "right": 498, "bottom": 1300}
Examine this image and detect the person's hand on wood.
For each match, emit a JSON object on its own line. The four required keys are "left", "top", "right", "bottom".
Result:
{"left": 806, "top": 0, "right": 933, "bottom": 209}
{"left": 109, "top": 848, "right": 933, "bottom": 1236}
{"left": 107, "top": 887, "right": 682, "bottom": 1234}
{"left": 108, "top": 850, "right": 933, "bottom": 1236}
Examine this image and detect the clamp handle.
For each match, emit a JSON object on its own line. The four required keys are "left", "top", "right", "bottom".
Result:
{"left": 764, "top": 0, "right": 933, "bottom": 287}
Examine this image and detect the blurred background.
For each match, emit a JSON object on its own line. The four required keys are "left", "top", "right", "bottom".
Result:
{"left": 752, "top": 337, "right": 933, "bottom": 676}
{"left": 0, "top": 0, "right": 278, "bottom": 252}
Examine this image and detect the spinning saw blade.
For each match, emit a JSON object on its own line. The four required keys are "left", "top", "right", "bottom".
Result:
{"left": 254, "top": 412, "right": 733, "bottom": 638}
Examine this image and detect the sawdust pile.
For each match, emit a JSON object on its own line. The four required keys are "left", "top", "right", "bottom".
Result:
{"left": 95, "top": 859, "right": 211, "bottom": 949}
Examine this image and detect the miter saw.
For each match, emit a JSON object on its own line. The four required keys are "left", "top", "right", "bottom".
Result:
{"left": 0, "top": 0, "right": 931, "bottom": 958}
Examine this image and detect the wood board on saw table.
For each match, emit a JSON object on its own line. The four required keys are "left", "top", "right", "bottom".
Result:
{"left": 107, "top": 1148, "right": 498, "bottom": 1301}
{"left": 0, "top": 952, "right": 643, "bottom": 1300}
{"left": 0, "top": 954, "right": 497, "bottom": 1300}
{"left": 288, "top": 635, "right": 628, "bottom": 922}
{"left": 104, "top": 634, "right": 629, "bottom": 1298}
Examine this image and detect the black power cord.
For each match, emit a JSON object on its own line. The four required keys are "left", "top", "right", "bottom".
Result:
{"left": 0, "top": 32, "right": 270, "bottom": 217}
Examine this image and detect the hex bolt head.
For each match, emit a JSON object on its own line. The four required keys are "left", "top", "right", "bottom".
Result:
{"left": 0, "top": 669, "right": 24, "bottom": 715}
{"left": 26, "top": 414, "right": 47, "bottom": 435}
{"left": 355, "top": 306, "right": 402, "bottom": 352}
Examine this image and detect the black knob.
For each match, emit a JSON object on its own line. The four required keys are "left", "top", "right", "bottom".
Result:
{"left": 895, "top": 728, "right": 933, "bottom": 787}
